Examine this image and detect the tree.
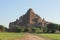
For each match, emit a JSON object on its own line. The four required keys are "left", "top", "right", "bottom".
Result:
{"left": 35, "top": 28, "right": 41, "bottom": 33}
{"left": 0, "top": 25, "right": 4, "bottom": 32}
{"left": 59, "top": 27, "right": 60, "bottom": 32}
{"left": 31, "top": 27, "right": 36, "bottom": 33}
{"left": 20, "top": 26, "right": 25, "bottom": 32}
{"left": 47, "top": 23, "right": 57, "bottom": 33}
{"left": 0, "top": 25, "right": 7, "bottom": 32}
{"left": 3, "top": 27, "right": 9, "bottom": 32}
{"left": 27, "top": 27, "right": 32, "bottom": 33}
{"left": 13, "top": 26, "right": 25, "bottom": 32}
{"left": 57, "top": 25, "right": 60, "bottom": 32}
{"left": 31, "top": 27, "right": 41, "bottom": 33}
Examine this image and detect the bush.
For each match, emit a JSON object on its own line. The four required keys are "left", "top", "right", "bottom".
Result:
{"left": 47, "top": 23, "right": 57, "bottom": 33}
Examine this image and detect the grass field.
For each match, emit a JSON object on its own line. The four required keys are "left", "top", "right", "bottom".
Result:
{"left": 0, "top": 32, "right": 60, "bottom": 40}
{"left": 0, "top": 32, "right": 24, "bottom": 40}
{"left": 36, "top": 33, "right": 60, "bottom": 40}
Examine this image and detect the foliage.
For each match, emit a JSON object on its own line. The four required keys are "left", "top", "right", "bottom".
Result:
{"left": 10, "top": 24, "right": 60, "bottom": 33}
{"left": 13, "top": 26, "right": 25, "bottom": 32}
{"left": 0, "top": 25, "right": 8, "bottom": 32}
{"left": 0, "top": 25, "right": 4, "bottom": 31}
{"left": 57, "top": 25, "right": 60, "bottom": 31}
{"left": 47, "top": 23, "right": 57, "bottom": 33}
{"left": 31, "top": 27, "right": 41, "bottom": 33}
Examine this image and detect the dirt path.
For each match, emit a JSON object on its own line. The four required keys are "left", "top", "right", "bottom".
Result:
{"left": 20, "top": 33, "right": 51, "bottom": 40}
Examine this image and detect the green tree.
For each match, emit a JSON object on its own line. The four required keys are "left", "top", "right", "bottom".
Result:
{"left": 4, "top": 27, "right": 9, "bottom": 32}
{"left": 47, "top": 23, "right": 57, "bottom": 33}
{"left": 0, "top": 25, "right": 4, "bottom": 32}
{"left": 57, "top": 25, "right": 60, "bottom": 32}
{"left": 31, "top": 27, "right": 36, "bottom": 33}
{"left": 31, "top": 27, "right": 41, "bottom": 33}
{"left": 14, "top": 26, "right": 25, "bottom": 32}
{"left": 0, "top": 25, "right": 7, "bottom": 32}
{"left": 35, "top": 28, "right": 40, "bottom": 33}
{"left": 27, "top": 27, "right": 32, "bottom": 33}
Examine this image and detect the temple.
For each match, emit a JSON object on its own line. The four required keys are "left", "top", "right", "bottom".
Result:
{"left": 9, "top": 8, "right": 49, "bottom": 31}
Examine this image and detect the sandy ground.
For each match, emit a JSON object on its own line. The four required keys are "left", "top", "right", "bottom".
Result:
{"left": 20, "top": 33, "right": 51, "bottom": 40}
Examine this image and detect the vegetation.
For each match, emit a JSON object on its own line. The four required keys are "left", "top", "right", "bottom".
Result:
{"left": 0, "top": 25, "right": 8, "bottom": 32}
{"left": 0, "top": 25, "right": 4, "bottom": 32}
{"left": 57, "top": 25, "right": 60, "bottom": 32}
{"left": 0, "top": 24, "right": 60, "bottom": 40}
{"left": 0, "top": 23, "right": 60, "bottom": 33}
{"left": 0, "top": 32, "right": 24, "bottom": 40}
{"left": 36, "top": 33, "right": 60, "bottom": 40}
{"left": 6, "top": 23, "right": 60, "bottom": 33}
{"left": 47, "top": 23, "right": 57, "bottom": 33}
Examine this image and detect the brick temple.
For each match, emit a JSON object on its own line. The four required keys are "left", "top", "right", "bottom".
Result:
{"left": 9, "top": 8, "right": 50, "bottom": 31}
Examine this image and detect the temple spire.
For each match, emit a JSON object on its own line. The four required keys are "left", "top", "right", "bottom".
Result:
{"left": 26, "top": 8, "right": 35, "bottom": 14}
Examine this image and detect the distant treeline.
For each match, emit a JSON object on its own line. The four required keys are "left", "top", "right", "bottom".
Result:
{"left": 0, "top": 25, "right": 9, "bottom": 32}
{"left": 0, "top": 23, "right": 60, "bottom": 33}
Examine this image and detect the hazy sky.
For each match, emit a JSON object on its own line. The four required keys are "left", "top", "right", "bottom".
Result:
{"left": 0, "top": 0, "right": 60, "bottom": 28}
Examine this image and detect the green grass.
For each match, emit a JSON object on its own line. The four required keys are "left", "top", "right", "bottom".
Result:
{"left": 0, "top": 32, "right": 24, "bottom": 40}
{"left": 36, "top": 33, "right": 60, "bottom": 40}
